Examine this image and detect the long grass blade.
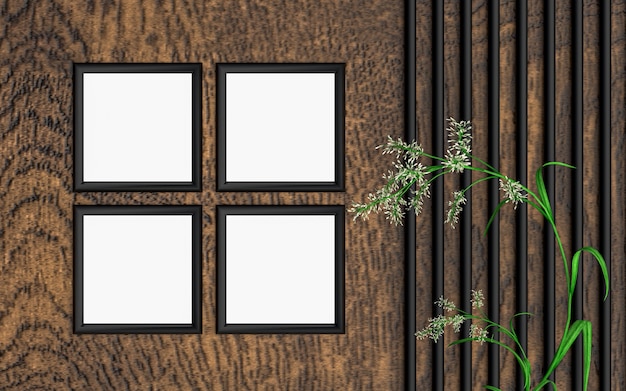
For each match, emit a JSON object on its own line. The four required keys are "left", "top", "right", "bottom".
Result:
{"left": 581, "top": 321, "right": 592, "bottom": 391}
{"left": 534, "top": 164, "right": 551, "bottom": 214}
{"left": 570, "top": 246, "right": 610, "bottom": 300}
{"left": 450, "top": 337, "right": 529, "bottom": 381}
{"left": 543, "top": 320, "right": 589, "bottom": 384}
{"left": 483, "top": 199, "right": 508, "bottom": 237}
{"left": 534, "top": 162, "right": 575, "bottom": 216}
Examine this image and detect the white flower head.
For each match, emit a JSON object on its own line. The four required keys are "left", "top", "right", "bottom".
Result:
{"left": 384, "top": 200, "right": 406, "bottom": 226}
{"left": 435, "top": 296, "right": 456, "bottom": 312}
{"left": 499, "top": 176, "right": 527, "bottom": 209}
{"left": 353, "top": 138, "right": 432, "bottom": 226}
{"left": 442, "top": 150, "right": 470, "bottom": 173}
{"left": 469, "top": 324, "right": 489, "bottom": 344}
{"left": 451, "top": 314, "right": 466, "bottom": 333}
{"left": 410, "top": 182, "right": 431, "bottom": 217}
{"left": 445, "top": 190, "right": 467, "bottom": 228}
{"left": 377, "top": 136, "right": 423, "bottom": 163}
{"left": 415, "top": 315, "right": 448, "bottom": 343}
{"left": 447, "top": 117, "right": 472, "bottom": 155}
{"left": 471, "top": 289, "right": 484, "bottom": 309}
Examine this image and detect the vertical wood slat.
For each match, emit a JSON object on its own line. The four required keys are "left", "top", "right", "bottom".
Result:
{"left": 415, "top": 2, "right": 614, "bottom": 389}
{"left": 487, "top": 0, "right": 500, "bottom": 388}
{"left": 432, "top": 1, "right": 445, "bottom": 390}
{"left": 460, "top": 0, "right": 473, "bottom": 389}
{"left": 515, "top": 1, "right": 529, "bottom": 390}
{"left": 2, "top": 2, "right": 407, "bottom": 390}
{"left": 571, "top": 1, "right": 584, "bottom": 389}
{"left": 599, "top": 2, "right": 611, "bottom": 390}
{"left": 405, "top": 1, "right": 417, "bottom": 390}
{"left": 543, "top": 0, "right": 557, "bottom": 384}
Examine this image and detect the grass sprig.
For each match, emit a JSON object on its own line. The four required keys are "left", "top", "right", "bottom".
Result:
{"left": 350, "top": 118, "right": 610, "bottom": 390}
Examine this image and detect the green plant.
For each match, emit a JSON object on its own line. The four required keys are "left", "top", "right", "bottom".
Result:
{"left": 350, "top": 118, "right": 609, "bottom": 391}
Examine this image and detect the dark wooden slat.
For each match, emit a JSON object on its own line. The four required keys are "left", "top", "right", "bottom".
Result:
{"left": 405, "top": 1, "right": 417, "bottom": 390}
{"left": 488, "top": 0, "right": 500, "bottom": 388}
{"left": 460, "top": 0, "right": 473, "bottom": 389}
{"left": 0, "top": 1, "right": 407, "bottom": 389}
{"left": 1, "top": 2, "right": 624, "bottom": 389}
{"left": 543, "top": 0, "right": 557, "bottom": 384}
{"left": 599, "top": 1, "right": 612, "bottom": 390}
{"left": 572, "top": 1, "right": 584, "bottom": 390}
{"left": 432, "top": 1, "right": 445, "bottom": 390}
{"left": 515, "top": 1, "right": 529, "bottom": 390}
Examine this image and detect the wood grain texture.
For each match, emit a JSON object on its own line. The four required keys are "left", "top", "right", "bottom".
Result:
{"left": 2, "top": 0, "right": 625, "bottom": 390}
{"left": 413, "top": 1, "right": 433, "bottom": 389}
{"left": 412, "top": 1, "right": 625, "bottom": 390}
{"left": 609, "top": 2, "right": 625, "bottom": 390}
{"left": 0, "top": 1, "right": 405, "bottom": 389}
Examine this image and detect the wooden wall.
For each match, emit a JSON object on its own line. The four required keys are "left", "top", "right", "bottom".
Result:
{"left": 0, "top": 1, "right": 624, "bottom": 390}
{"left": 412, "top": 1, "right": 625, "bottom": 390}
{"left": 0, "top": 1, "right": 406, "bottom": 389}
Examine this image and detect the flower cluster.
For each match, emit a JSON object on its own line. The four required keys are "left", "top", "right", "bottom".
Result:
{"left": 415, "top": 314, "right": 466, "bottom": 343}
{"left": 351, "top": 118, "right": 607, "bottom": 390}
{"left": 442, "top": 150, "right": 470, "bottom": 173}
{"left": 469, "top": 324, "right": 489, "bottom": 344}
{"left": 415, "top": 291, "right": 489, "bottom": 345}
{"left": 349, "top": 136, "right": 429, "bottom": 225}
{"left": 435, "top": 295, "right": 456, "bottom": 312}
{"left": 499, "top": 176, "right": 528, "bottom": 209}
{"left": 447, "top": 118, "right": 472, "bottom": 155}
{"left": 445, "top": 190, "right": 467, "bottom": 228}
{"left": 470, "top": 289, "right": 484, "bottom": 309}
{"left": 351, "top": 118, "right": 533, "bottom": 228}
{"left": 441, "top": 118, "right": 472, "bottom": 173}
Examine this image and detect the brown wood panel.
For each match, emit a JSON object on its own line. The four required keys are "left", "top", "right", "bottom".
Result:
{"left": 581, "top": 2, "right": 601, "bottom": 389}
{"left": 525, "top": 0, "right": 548, "bottom": 387}
{"left": 2, "top": 1, "right": 625, "bottom": 390}
{"left": 553, "top": 0, "right": 573, "bottom": 388}
{"left": 414, "top": 0, "right": 434, "bottom": 388}
{"left": 413, "top": 1, "right": 625, "bottom": 390}
{"left": 442, "top": 2, "right": 462, "bottom": 390}
{"left": 610, "top": 2, "right": 626, "bottom": 390}
{"left": 469, "top": 0, "right": 491, "bottom": 388}
{"left": 0, "top": 1, "right": 406, "bottom": 389}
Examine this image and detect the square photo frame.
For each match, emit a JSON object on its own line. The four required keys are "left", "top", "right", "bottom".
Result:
{"left": 74, "top": 63, "right": 202, "bottom": 191}
{"left": 217, "top": 63, "right": 345, "bottom": 191}
{"left": 74, "top": 205, "right": 202, "bottom": 333}
{"left": 216, "top": 205, "right": 345, "bottom": 333}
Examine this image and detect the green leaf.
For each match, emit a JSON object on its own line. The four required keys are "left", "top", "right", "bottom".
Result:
{"left": 570, "top": 246, "right": 610, "bottom": 300}
{"left": 427, "top": 165, "right": 444, "bottom": 173}
{"left": 534, "top": 164, "right": 551, "bottom": 215}
{"left": 544, "top": 161, "right": 576, "bottom": 170}
{"left": 582, "top": 320, "right": 592, "bottom": 391}
{"left": 543, "top": 320, "right": 591, "bottom": 390}
{"left": 533, "top": 378, "right": 558, "bottom": 390}
{"left": 509, "top": 312, "right": 533, "bottom": 335}
{"left": 450, "top": 337, "right": 531, "bottom": 389}
{"left": 534, "top": 162, "right": 575, "bottom": 220}
{"left": 484, "top": 386, "right": 502, "bottom": 391}
{"left": 483, "top": 199, "right": 508, "bottom": 237}
{"left": 448, "top": 337, "right": 476, "bottom": 346}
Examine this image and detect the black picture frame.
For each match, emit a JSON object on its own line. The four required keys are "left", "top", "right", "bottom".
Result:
{"left": 216, "top": 205, "right": 345, "bottom": 333}
{"left": 74, "top": 205, "right": 202, "bottom": 334}
{"left": 74, "top": 63, "right": 202, "bottom": 192}
{"left": 216, "top": 63, "right": 345, "bottom": 192}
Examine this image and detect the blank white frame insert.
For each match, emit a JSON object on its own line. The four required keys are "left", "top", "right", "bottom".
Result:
{"left": 217, "top": 64, "right": 345, "bottom": 191}
{"left": 217, "top": 205, "right": 345, "bottom": 334}
{"left": 74, "top": 63, "right": 202, "bottom": 191}
{"left": 74, "top": 205, "right": 202, "bottom": 334}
